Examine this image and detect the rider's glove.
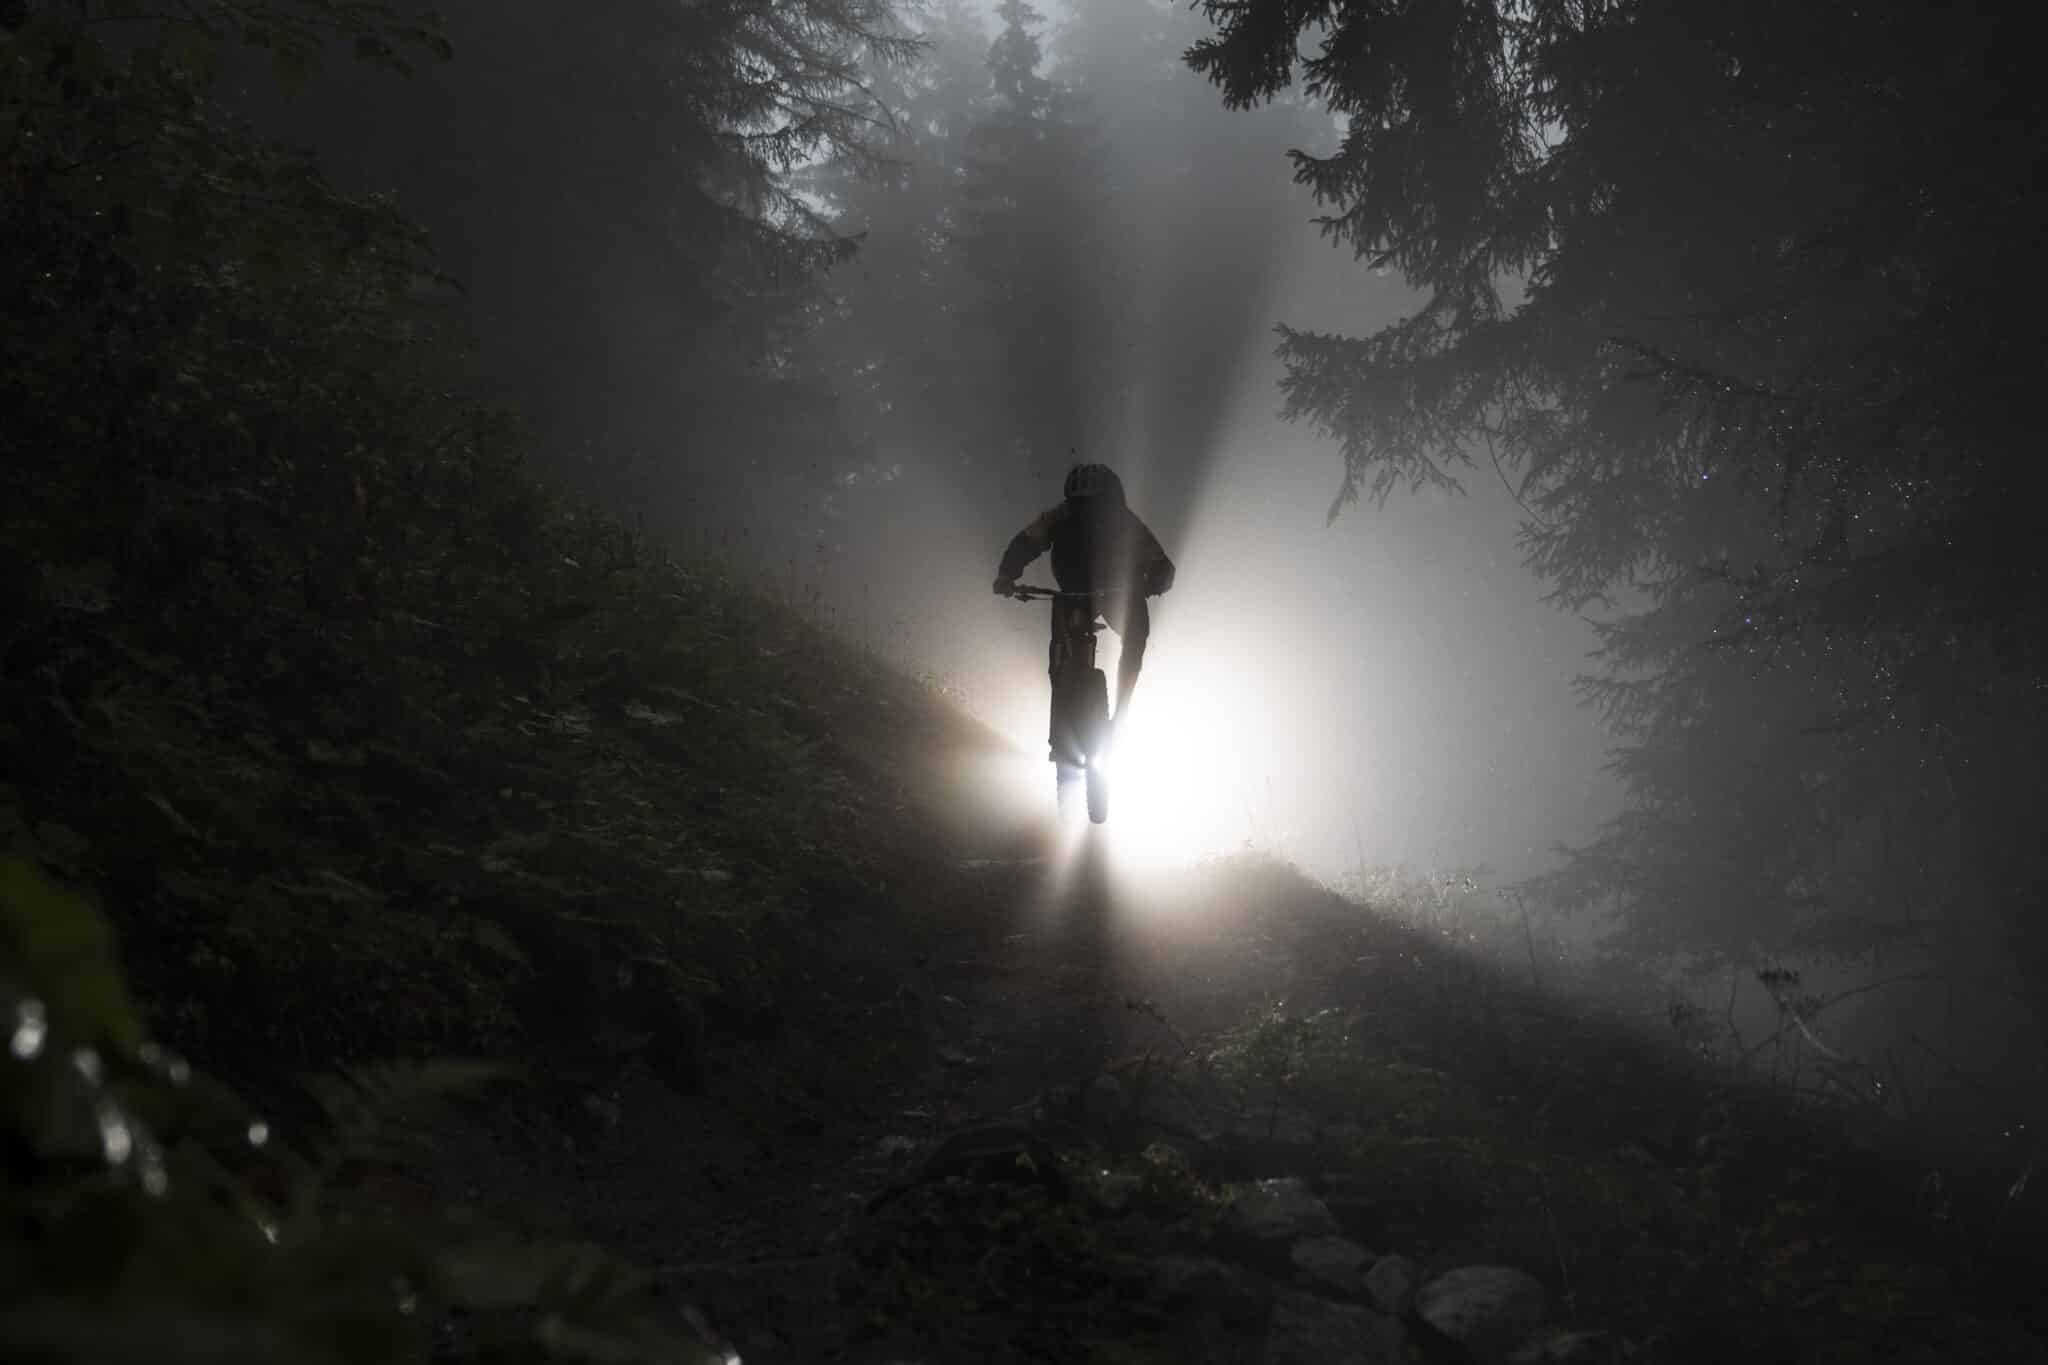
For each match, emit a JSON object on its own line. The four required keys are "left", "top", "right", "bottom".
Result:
{"left": 993, "top": 576, "right": 1017, "bottom": 598}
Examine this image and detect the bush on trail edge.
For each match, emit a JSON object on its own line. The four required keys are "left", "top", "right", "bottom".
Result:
{"left": 1, "top": 855, "right": 737, "bottom": 1365}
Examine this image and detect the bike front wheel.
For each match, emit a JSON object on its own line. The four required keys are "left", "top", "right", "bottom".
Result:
{"left": 1086, "top": 762, "right": 1109, "bottom": 824}
{"left": 1056, "top": 762, "right": 1084, "bottom": 821}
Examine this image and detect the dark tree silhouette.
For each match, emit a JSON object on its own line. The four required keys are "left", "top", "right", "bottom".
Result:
{"left": 233, "top": 0, "right": 911, "bottom": 519}
{"left": 1189, "top": 0, "right": 2048, "bottom": 1047}
{"left": 953, "top": 0, "right": 1115, "bottom": 487}
{"left": 800, "top": 1, "right": 1001, "bottom": 488}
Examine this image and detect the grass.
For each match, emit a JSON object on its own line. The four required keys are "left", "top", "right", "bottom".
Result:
{"left": 839, "top": 851, "right": 2048, "bottom": 1363}
{"left": 10, "top": 411, "right": 2045, "bottom": 1359}
{"left": 1164, "top": 857, "right": 2048, "bottom": 1361}
{"left": 3, "top": 420, "right": 1008, "bottom": 1123}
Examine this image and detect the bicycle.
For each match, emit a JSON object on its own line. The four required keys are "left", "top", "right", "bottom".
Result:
{"left": 1007, "top": 584, "right": 1116, "bottom": 824}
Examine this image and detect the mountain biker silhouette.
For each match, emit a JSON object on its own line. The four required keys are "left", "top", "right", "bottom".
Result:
{"left": 993, "top": 463, "right": 1175, "bottom": 760}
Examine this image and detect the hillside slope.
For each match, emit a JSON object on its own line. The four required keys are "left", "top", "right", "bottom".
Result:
{"left": 3, "top": 19, "right": 2042, "bottom": 1348}
{"left": 8, "top": 519, "right": 2048, "bottom": 1364}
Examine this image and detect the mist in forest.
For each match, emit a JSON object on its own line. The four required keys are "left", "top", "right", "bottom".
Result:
{"left": 210, "top": 0, "right": 2048, "bottom": 1123}
{"left": 241, "top": 0, "right": 1619, "bottom": 885}
{"left": 17, "top": 0, "right": 2048, "bottom": 1352}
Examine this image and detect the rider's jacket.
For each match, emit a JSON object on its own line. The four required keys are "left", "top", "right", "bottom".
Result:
{"left": 999, "top": 497, "right": 1176, "bottom": 597}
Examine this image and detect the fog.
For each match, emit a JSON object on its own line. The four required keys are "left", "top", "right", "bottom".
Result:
{"left": 734, "top": 1, "right": 1621, "bottom": 883}
{"left": 210, "top": 0, "right": 2046, "bottom": 1121}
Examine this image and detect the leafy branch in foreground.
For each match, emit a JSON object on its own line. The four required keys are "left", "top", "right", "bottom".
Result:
{"left": 0, "top": 854, "right": 727, "bottom": 1365}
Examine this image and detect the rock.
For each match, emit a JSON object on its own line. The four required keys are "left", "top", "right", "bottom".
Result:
{"left": 1290, "top": 1235, "right": 1373, "bottom": 1299}
{"left": 1413, "top": 1266, "right": 1549, "bottom": 1365}
{"left": 1509, "top": 1328, "right": 1612, "bottom": 1363}
{"left": 1317, "top": 1170, "right": 1383, "bottom": 1242}
{"left": 1152, "top": 1256, "right": 1274, "bottom": 1328}
{"left": 1263, "top": 1291, "right": 1411, "bottom": 1365}
{"left": 1364, "top": 1253, "right": 1419, "bottom": 1316}
{"left": 1223, "top": 1177, "right": 1339, "bottom": 1245}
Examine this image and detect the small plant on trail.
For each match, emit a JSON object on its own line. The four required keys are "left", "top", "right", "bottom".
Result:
{"left": 1210, "top": 1000, "right": 1367, "bottom": 1137}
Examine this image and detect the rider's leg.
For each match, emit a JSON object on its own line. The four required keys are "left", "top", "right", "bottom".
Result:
{"left": 1047, "top": 604, "right": 1079, "bottom": 763}
{"left": 1107, "top": 597, "right": 1150, "bottom": 722}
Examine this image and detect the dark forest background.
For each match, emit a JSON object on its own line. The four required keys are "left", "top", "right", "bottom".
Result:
{"left": 6, "top": 0, "right": 2048, "bottom": 1332}
{"left": 225, "top": 0, "right": 2048, "bottom": 1123}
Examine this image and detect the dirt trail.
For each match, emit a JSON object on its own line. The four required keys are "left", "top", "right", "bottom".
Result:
{"left": 421, "top": 678, "right": 1382, "bottom": 1360}
{"left": 416, "top": 718, "right": 1208, "bottom": 1357}
{"left": 418, "top": 714, "right": 2048, "bottom": 1365}
{"left": 652, "top": 826, "right": 1387, "bottom": 1361}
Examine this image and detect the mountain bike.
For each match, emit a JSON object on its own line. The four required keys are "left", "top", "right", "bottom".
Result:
{"left": 1007, "top": 584, "right": 1114, "bottom": 824}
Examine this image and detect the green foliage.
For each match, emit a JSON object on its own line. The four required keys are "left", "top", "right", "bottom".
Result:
{"left": 228, "top": 0, "right": 916, "bottom": 505}
{"left": 0, "top": 856, "right": 721, "bottom": 1365}
{"left": 0, "top": 0, "right": 951, "bottom": 1095}
{"left": 845, "top": 1145, "right": 1216, "bottom": 1364}
{"left": 0, "top": 857, "right": 142, "bottom": 1054}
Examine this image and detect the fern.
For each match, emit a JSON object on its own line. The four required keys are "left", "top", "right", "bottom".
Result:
{"left": 0, "top": 856, "right": 722, "bottom": 1365}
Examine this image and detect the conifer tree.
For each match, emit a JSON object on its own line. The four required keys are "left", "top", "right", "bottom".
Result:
{"left": 1188, "top": 0, "right": 2048, "bottom": 1044}
{"left": 954, "top": 0, "right": 1114, "bottom": 488}
{"left": 800, "top": 1, "right": 999, "bottom": 484}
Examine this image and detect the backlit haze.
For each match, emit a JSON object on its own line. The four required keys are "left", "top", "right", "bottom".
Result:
{"left": 755, "top": 2, "right": 1621, "bottom": 882}
{"left": 255, "top": 0, "right": 1621, "bottom": 885}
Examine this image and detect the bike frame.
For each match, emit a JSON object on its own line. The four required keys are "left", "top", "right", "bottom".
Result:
{"left": 1008, "top": 585, "right": 1116, "bottom": 820}
{"left": 1011, "top": 585, "right": 1108, "bottom": 683}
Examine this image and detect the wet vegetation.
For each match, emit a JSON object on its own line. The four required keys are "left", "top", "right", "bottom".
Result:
{"left": 7, "top": 0, "right": 2048, "bottom": 1361}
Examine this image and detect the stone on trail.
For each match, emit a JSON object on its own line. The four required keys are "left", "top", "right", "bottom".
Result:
{"left": 1413, "top": 1266, "right": 1549, "bottom": 1365}
{"left": 1151, "top": 1255, "right": 1273, "bottom": 1328}
{"left": 1289, "top": 1235, "right": 1373, "bottom": 1299}
{"left": 1223, "top": 1177, "right": 1339, "bottom": 1245}
{"left": 1508, "top": 1328, "right": 1612, "bottom": 1363}
{"left": 1262, "top": 1291, "right": 1412, "bottom": 1365}
{"left": 913, "top": 1123, "right": 1065, "bottom": 1194}
{"left": 1364, "top": 1252, "right": 1419, "bottom": 1317}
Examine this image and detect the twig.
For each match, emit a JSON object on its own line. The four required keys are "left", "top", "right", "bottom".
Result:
{"left": 1479, "top": 421, "right": 1552, "bottom": 526}
{"left": 1723, "top": 967, "right": 1745, "bottom": 1058}
{"left": 653, "top": 1254, "right": 834, "bottom": 1278}
{"left": 1534, "top": 1153, "right": 1575, "bottom": 1311}
{"left": 1504, "top": 887, "right": 1541, "bottom": 989}
{"left": 1123, "top": 996, "right": 1197, "bottom": 1061}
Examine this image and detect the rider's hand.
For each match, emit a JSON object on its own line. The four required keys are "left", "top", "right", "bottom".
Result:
{"left": 993, "top": 576, "right": 1017, "bottom": 598}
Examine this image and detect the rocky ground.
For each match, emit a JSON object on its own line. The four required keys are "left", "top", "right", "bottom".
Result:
{"left": 409, "top": 742, "right": 2048, "bottom": 1364}
{"left": 412, "top": 756, "right": 1625, "bottom": 1364}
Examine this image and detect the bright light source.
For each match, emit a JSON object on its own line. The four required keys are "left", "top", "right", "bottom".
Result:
{"left": 983, "top": 620, "right": 1282, "bottom": 870}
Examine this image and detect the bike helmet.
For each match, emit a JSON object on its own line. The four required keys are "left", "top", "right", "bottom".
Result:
{"left": 1063, "top": 462, "right": 1124, "bottom": 503}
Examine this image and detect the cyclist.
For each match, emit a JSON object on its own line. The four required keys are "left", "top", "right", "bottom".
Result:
{"left": 993, "top": 463, "right": 1175, "bottom": 755}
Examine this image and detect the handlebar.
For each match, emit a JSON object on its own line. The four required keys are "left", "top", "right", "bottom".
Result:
{"left": 1006, "top": 584, "right": 1116, "bottom": 603}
